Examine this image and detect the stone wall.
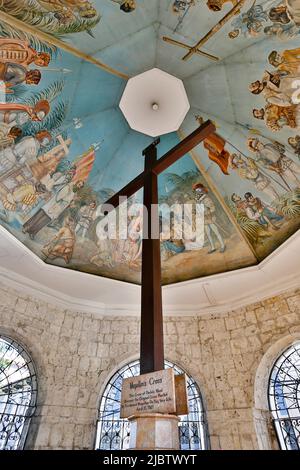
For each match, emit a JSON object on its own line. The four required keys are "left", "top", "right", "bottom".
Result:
{"left": 0, "top": 282, "right": 299, "bottom": 450}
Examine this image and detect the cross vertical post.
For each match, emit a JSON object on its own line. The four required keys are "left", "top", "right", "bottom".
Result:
{"left": 102, "top": 121, "right": 216, "bottom": 378}
{"left": 140, "top": 139, "right": 164, "bottom": 374}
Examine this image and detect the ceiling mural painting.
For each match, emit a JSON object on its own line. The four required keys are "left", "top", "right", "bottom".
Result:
{"left": 0, "top": 0, "right": 298, "bottom": 286}
{"left": 179, "top": 16, "right": 300, "bottom": 261}
{"left": 0, "top": 0, "right": 102, "bottom": 38}
{"left": 180, "top": 107, "right": 300, "bottom": 261}
{"left": 2, "top": 0, "right": 297, "bottom": 78}
{"left": 157, "top": 143, "right": 257, "bottom": 285}
{"left": 228, "top": 0, "right": 300, "bottom": 40}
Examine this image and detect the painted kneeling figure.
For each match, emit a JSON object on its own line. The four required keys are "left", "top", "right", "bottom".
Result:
{"left": 42, "top": 216, "right": 76, "bottom": 264}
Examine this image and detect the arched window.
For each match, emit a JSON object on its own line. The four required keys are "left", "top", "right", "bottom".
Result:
{"left": 0, "top": 335, "right": 37, "bottom": 450}
{"left": 268, "top": 341, "right": 300, "bottom": 450}
{"left": 95, "top": 359, "right": 209, "bottom": 450}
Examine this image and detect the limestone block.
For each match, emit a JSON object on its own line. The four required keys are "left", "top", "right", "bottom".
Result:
{"left": 49, "top": 424, "right": 64, "bottom": 448}
{"left": 35, "top": 422, "right": 51, "bottom": 448}
{"left": 112, "top": 333, "right": 124, "bottom": 344}
{"left": 225, "top": 317, "right": 236, "bottom": 331}
{"left": 15, "top": 298, "right": 28, "bottom": 313}
{"left": 286, "top": 294, "right": 300, "bottom": 313}
{"left": 260, "top": 320, "right": 276, "bottom": 333}
{"left": 230, "top": 337, "right": 249, "bottom": 354}
{"left": 103, "top": 333, "right": 113, "bottom": 344}
{"left": 245, "top": 311, "right": 257, "bottom": 324}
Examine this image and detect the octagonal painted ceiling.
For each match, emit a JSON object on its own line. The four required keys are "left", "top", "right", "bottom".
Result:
{"left": 0, "top": 0, "right": 299, "bottom": 286}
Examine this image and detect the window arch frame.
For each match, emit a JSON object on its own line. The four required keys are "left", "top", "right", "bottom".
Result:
{"left": 268, "top": 341, "right": 300, "bottom": 451}
{"left": 95, "top": 358, "right": 210, "bottom": 451}
{"left": 0, "top": 334, "right": 38, "bottom": 450}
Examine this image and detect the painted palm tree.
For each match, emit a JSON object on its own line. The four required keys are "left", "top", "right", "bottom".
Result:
{"left": 272, "top": 189, "right": 300, "bottom": 219}
{"left": 0, "top": 0, "right": 101, "bottom": 38}
{"left": 17, "top": 80, "right": 70, "bottom": 154}
{"left": 165, "top": 170, "right": 199, "bottom": 189}
{"left": 163, "top": 170, "right": 200, "bottom": 201}
{"left": 21, "top": 79, "right": 67, "bottom": 131}
{"left": 0, "top": 15, "right": 57, "bottom": 56}
{"left": 226, "top": 196, "right": 272, "bottom": 245}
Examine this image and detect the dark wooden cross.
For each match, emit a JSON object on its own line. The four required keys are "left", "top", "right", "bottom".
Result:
{"left": 103, "top": 121, "right": 215, "bottom": 374}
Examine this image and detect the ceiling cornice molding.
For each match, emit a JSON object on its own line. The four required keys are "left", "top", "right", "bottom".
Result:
{"left": 0, "top": 268, "right": 107, "bottom": 317}
{"left": 0, "top": 225, "right": 298, "bottom": 318}
{"left": 0, "top": 263, "right": 298, "bottom": 318}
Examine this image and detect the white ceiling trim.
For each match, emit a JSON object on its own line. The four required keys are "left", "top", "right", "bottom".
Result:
{"left": 0, "top": 225, "right": 299, "bottom": 317}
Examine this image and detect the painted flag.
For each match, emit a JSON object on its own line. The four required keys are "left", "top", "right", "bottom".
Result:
{"left": 203, "top": 133, "right": 230, "bottom": 175}
{"left": 73, "top": 148, "right": 95, "bottom": 184}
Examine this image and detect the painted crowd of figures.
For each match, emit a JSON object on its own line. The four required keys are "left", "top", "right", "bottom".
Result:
{"left": 1, "top": 1, "right": 300, "bottom": 37}
{"left": 0, "top": 0, "right": 246, "bottom": 27}
{"left": 0, "top": 34, "right": 100, "bottom": 266}
{"left": 250, "top": 46, "right": 300, "bottom": 132}
{"left": 194, "top": 115, "right": 300, "bottom": 248}
{"left": 229, "top": 0, "right": 300, "bottom": 39}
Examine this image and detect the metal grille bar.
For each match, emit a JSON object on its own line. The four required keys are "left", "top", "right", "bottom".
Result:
{"left": 268, "top": 342, "right": 300, "bottom": 451}
{"left": 95, "top": 359, "right": 210, "bottom": 450}
{"left": 0, "top": 335, "right": 37, "bottom": 450}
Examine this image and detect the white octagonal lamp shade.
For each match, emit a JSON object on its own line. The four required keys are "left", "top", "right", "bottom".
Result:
{"left": 119, "top": 68, "right": 190, "bottom": 137}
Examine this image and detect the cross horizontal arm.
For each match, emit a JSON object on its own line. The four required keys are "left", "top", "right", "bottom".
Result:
{"left": 153, "top": 120, "right": 215, "bottom": 175}
{"left": 103, "top": 120, "right": 215, "bottom": 211}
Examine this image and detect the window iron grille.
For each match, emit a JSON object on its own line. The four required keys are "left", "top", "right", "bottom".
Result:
{"left": 0, "top": 335, "right": 37, "bottom": 450}
{"left": 95, "top": 359, "right": 210, "bottom": 450}
{"left": 268, "top": 342, "right": 300, "bottom": 450}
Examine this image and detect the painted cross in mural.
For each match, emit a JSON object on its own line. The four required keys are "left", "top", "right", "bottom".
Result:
{"left": 163, "top": 0, "right": 246, "bottom": 61}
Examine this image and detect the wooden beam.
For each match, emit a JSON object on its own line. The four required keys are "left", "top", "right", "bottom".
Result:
{"left": 103, "top": 121, "right": 216, "bottom": 211}
{"left": 103, "top": 171, "right": 146, "bottom": 210}
{"left": 140, "top": 144, "right": 164, "bottom": 374}
{"left": 153, "top": 121, "right": 216, "bottom": 175}
{"left": 102, "top": 125, "right": 217, "bottom": 375}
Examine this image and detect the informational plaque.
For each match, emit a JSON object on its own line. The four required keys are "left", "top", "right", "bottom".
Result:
{"left": 175, "top": 374, "right": 189, "bottom": 416}
{"left": 120, "top": 368, "right": 176, "bottom": 418}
